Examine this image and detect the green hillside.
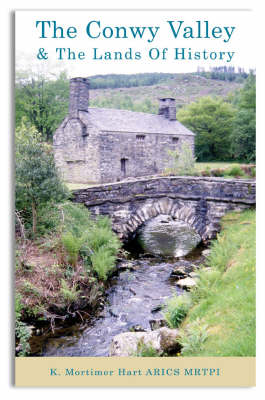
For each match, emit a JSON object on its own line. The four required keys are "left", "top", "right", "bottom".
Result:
{"left": 89, "top": 73, "right": 244, "bottom": 113}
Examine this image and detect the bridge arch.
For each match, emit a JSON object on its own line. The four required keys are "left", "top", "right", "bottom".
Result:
{"left": 120, "top": 198, "right": 205, "bottom": 240}
{"left": 73, "top": 176, "right": 255, "bottom": 241}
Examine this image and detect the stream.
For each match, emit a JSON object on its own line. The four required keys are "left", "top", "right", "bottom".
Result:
{"left": 30, "top": 216, "right": 206, "bottom": 357}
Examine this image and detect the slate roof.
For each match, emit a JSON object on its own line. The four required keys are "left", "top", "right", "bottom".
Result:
{"left": 79, "top": 107, "right": 194, "bottom": 136}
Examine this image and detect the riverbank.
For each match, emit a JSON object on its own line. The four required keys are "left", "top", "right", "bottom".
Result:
{"left": 176, "top": 209, "right": 256, "bottom": 356}
{"left": 15, "top": 202, "right": 122, "bottom": 356}
{"left": 16, "top": 203, "right": 255, "bottom": 358}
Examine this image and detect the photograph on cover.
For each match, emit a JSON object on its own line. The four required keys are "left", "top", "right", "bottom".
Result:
{"left": 15, "top": 10, "right": 255, "bottom": 363}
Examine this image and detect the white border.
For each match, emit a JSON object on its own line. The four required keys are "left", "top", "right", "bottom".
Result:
{"left": 1, "top": 1, "right": 264, "bottom": 399}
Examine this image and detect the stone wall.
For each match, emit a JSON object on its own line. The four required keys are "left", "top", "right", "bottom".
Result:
{"left": 72, "top": 176, "right": 256, "bottom": 241}
{"left": 99, "top": 132, "right": 194, "bottom": 183}
{"left": 54, "top": 119, "right": 194, "bottom": 184}
{"left": 53, "top": 115, "right": 101, "bottom": 184}
{"left": 69, "top": 78, "right": 90, "bottom": 118}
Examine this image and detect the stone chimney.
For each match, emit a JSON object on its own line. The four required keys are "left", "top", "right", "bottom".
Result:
{"left": 69, "top": 77, "right": 89, "bottom": 117}
{"left": 158, "top": 98, "right": 176, "bottom": 121}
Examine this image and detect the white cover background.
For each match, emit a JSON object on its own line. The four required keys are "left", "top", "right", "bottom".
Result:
{"left": 1, "top": 0, "right": 264, "bottom": 399}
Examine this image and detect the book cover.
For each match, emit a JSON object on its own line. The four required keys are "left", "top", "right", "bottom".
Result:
{"left": 14, "top": 7, "right": 256, "bottom": 387}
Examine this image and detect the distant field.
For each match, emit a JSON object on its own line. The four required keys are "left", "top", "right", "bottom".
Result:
{"left": 65, "top": 182, "right": 94, "bottom": 191}
{"left": 195, "top": 162, "right": 245, "bottom": 172}
{"left": 65, "top": 162, "right": 255, "bottom": 191}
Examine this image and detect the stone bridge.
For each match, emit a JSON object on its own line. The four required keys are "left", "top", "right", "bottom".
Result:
{"left": 72, "top": 176, "right": 256, "bottom": 242}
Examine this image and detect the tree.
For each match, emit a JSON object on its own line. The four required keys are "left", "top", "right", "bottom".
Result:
{"left": 167, "top": 141, "right": 197, "bottom": 175}
{"left": 15, "top": 71, "right": 69, "bottom": 142}
{"left": 177, "top": 96, "right": 235, "bottom": 161}
{"left": 15, "top": 121, "right": 68, "bottom": 236}
{"left": 231, "top": 74, "right": 256, "bottom": 162}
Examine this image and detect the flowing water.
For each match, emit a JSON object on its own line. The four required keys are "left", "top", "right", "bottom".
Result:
{"left": 138, "top": 215, "right": 202, "bottom": 257}
{"left": 30, "top": 215, "right": 205, "bottom": 357}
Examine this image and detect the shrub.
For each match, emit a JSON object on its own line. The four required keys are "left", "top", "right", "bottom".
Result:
{"left": 167, "top": 142, "right": 197, "bottom": 176}
{"left": 57, "top": 203, "right": 121, "bottom": 278}
{"left": 36, "top": 203, "right": 62, "bottom": 237}
{"left": 207, "top": 234, "right": 241, "bottom": 272}
{"left": 15, "top": 122, "right": 68, "bottom": 237}
{"left": 80, "top": 223, "right": 121, "bottom": 277}
{"left": 96, "top": 216, "right": 112, "bottom": 230}
{"left": 59, "top": 279, "right": 80, "bottom": 305}
{"left": 15, "top": 293, "right": 31, "bottom": 356}
{"left": 200, "top": 166, "right": 211, "bottom": 177}
{"left": 226, "top": 165, "right": 244, "bottom": 177}
{"left": 163, "top": 294, "right": 192, "bottom": 328}
{"left": 20, "top": 280, "right": 40, "bottom": 297}
{"left": 134, "top": 340, "right": 159, "bottom": 357}
{"left": 84, "top": 226, "right": 121, "bottom": 255}
{"left": 61, "top": 202, "right": 93, "bottom": 237}
{"left": 86, "top": 282, "right": 103, "bottom": 307}
{"left": 250, "top": 166, "right": 256, "bottom": 178}
{"left": 61, "top": 231, "right": 84, "bottom": 266}
{"left": 190, "top": 269, "right": 222, "bottom": 304}
{"left": 15, "top": 293, "right": 24, "bottom": 318}
{"left": 179, "top": 319, "right": 209, "bottom": 355}
{"left": 211, "top": 168, "right": 225, "bottom": 177}
{"left": 15, "top": 320, "right": 31, "bottom": 357}
{"left": 90, "top": 246, "right": 116, "bottom": 281}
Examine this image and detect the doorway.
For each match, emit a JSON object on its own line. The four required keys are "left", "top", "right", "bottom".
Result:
{"left": 121, "top": 158, "right": 128, "bottom": 178}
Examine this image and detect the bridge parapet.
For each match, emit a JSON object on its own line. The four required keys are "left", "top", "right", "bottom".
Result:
{"left": 72, "top": 176, "right": 256, "bottom": 241}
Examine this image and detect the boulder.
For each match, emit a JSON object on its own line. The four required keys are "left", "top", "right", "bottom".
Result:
{"left": 109, "top": 327, "right": 180, "bottom": 357}
{"left": 151, "top": 304, "right": 163, "bottom": 313}
{"left": 160, "top": 216, "right": 172, "bottom": 223}
{"left": 202, "top": 249, "right": 211, "bottom": 257}
{"left": 117, "top": 261, "right": 138, "bottom": 272}
{"left": 188, "top": 271, "right": 199, "bottom": 278}
{"left": 176, "top": 277, "right": 197, "bottom": 290}
{"left": 130, "top": 325, "right": 147, "bottom": 332}
{"left": 149, "top": 319, "right": 167, "bottom": 330}
{"left": 109, "top": 331, "right": 160, "bottom": 357}
{"left": 158, "top": 327, "right": 182, "bottom": 353}
{"left": 170, "top": 265, "right": 189, "bottom": 279}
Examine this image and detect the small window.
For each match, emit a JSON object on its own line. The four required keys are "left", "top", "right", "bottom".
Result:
{"left": 82, "top": 126, "right": 89, "bottom": 136}
{"left": 172, "top": 137, "right": 179, "bottom": 143}
{"left": 121, "top": 158, "right": 128, "bottom": 178}
{"left": 136, "top": 135, "right": 145, "bottom": 141}
{"left": 66, "top": 160, "right": 84, "bottom": 164}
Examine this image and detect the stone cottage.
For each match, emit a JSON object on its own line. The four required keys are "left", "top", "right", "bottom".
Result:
{"left": 53, "top": 77, "right": 195, "bottom": 184}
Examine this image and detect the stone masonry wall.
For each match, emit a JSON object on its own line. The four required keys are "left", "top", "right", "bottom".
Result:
{"left": 72, "top": 176, "right": 256, "bottom": 240}
{"left": 54, "top": 117, "right": 194, "bottom": 184}
{"left": 99, "top": 132, "right": 194, "bottom": 183}
{"left": 53, "top": 116, "right": 101, "bottom": 183}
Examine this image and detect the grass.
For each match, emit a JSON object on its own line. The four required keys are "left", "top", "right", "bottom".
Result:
{"left": 65, "top": 182, "right": 94, "bottom": 190}
{"left": 178, "top": 209, "right": 256, "bottom": 357}
{"left": 195, "top": 162, "right": 247, "bottom": 172}
{"left": 65, "top": 162, "right": 255, "bottom": 191}
{"left": 134, "top": 339, "right": 160, "bottom": 357}
{"left": 195, "top": 162, "right": 255, "bottom": 179}
{"left": 163, "top": 294, "right": 192, "bottom": 328}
